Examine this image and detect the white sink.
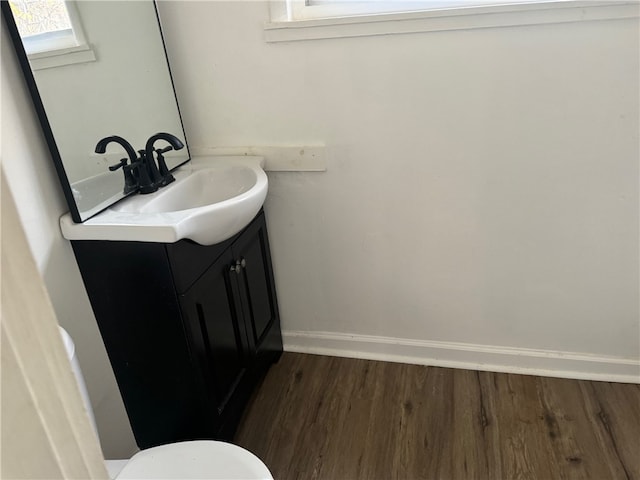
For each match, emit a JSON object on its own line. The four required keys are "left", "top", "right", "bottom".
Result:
{"left": 60, "top": 156, "right": 268, "bottom": 245}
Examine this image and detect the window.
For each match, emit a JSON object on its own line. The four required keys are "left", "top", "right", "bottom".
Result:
{"left": 289, "top": 0, "right": 553, "bottom": 21}
{"left": 8, "top": 0, "right": 95, "bottom": 69}
{"left": 265, "top": 0, "right": 638, "bottom": 42}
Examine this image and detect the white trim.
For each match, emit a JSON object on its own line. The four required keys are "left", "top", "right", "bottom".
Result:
{"left": 28, "top": 43, "right": 96, "bottom": 70}
{"left": 1, "top": 172, "right": 108, "bottom": 479}
{"left": 189, "top": 146, "right": 328, "bottom": 171}
{"left": 282, "top": 330, "right": 640, "bottom": 383}
{"left": 64, "top": 0, "right": 89, "bottom": 47}
{"left": 265, "top": 1, "right": 639, "bottom": 42}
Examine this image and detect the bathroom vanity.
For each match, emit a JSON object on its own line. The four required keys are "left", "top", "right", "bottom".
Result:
{"left": 3, "top": 0, "right": 284, "bottom": 451}
{"left": 71, "top": 210, "right": 282, "bottom": 448}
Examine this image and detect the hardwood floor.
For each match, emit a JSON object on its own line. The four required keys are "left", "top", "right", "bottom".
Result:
{"left": 235, "top": 353, "right": 640, "bottom": 480}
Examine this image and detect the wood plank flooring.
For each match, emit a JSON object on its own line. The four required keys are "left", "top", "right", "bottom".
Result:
{"left": 235, "top": 353, "right": 640, "bottom": 480}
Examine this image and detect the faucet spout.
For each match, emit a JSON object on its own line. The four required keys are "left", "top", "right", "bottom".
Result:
{"left": 95, "top": 135, "right": 138, "bottom": 162}
{"left": 144, "top": 133, "right": 185, "bottom": 188}
{"left": 145, "top": 132, "right": 184, "bottom": 153}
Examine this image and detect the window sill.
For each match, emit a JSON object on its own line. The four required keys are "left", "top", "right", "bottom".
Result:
{"left": 264, "top": 1, "right": 639, "bottom": 43}
{"left": 28, "top": 44, "right": 96, "bottom": 71}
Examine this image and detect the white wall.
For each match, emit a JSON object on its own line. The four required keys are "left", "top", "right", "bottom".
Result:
{"left": 159, "top": 2, "right": 639, "bottom": 377}
{"left": 1, "top": 26, "right": 137, "bottom": 458}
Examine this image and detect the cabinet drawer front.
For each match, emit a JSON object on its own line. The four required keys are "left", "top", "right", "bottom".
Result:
{"left": 167, "top": 236, "right": 237, "bottom": 294}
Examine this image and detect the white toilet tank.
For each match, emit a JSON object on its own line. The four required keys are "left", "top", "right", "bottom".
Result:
{"left": 59, "top": 327, "right": 100, "bottom": 437}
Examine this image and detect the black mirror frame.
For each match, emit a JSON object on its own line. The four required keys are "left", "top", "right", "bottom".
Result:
{"left": 1, "top": 0, "right": 190, "bottom": 223}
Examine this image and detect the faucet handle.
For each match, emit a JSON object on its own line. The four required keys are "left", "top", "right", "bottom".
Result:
{"left": 109, "top": 158, "right": 139, "bottom": 194}
{"left": 108, "top": 158, "right": 128, "bottom": 171}
{"left": 155, "top": 147, "right": 175, "bottom": 186}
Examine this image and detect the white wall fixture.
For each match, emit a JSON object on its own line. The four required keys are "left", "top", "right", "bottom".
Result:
{"left": 190, "top": 146, "right": 327, "bottom": 172}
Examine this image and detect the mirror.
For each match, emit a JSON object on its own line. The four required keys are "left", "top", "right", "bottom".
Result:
{"left": 2, "top": 1, "right": 190, "bottom": 222}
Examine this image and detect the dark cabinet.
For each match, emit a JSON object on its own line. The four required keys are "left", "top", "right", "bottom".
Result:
{"left": 228, "top": 213, "right": 281, "bottom": 356}
{"left": 71, "top": 210, "right": 282, "bottom": 449}
{"left": 179, "top": 248, "right": 250, "bottom": 420}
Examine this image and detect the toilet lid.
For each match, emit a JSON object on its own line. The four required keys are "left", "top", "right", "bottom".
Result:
{"left": 115, "top": 440, "right": 273, "bottom": 480}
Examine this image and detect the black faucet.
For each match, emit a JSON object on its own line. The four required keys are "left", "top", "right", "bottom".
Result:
{"left": 144, "top": 133, "right": 184, "bottom": 187}
{"left": 96, "top": 133, "right": 185, "bottom": 195}
{"left": 95, "top": 135, "right": 156, "bottom": 194}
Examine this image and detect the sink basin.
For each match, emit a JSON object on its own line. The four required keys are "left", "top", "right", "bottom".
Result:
{"left": 111, "top": 163, "right": 260, "bottom": 214}
{"left": 60, "top": 156, "right": 268, "bottom": 245}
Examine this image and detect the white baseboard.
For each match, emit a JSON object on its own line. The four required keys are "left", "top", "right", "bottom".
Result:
{"left": 282, "top": 330, "right": 640, "bottom": 384}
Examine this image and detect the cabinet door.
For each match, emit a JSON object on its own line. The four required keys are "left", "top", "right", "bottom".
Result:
{"left": 179, "top": 250, "right": 250, "bottom": 416}
{"left": 231, "top": 213, "right": 280, "bottom": 352}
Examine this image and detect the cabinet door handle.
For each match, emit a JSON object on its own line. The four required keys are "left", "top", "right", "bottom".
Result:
{"left": 230, "top": 258, "right": 246, "bottom": 274}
